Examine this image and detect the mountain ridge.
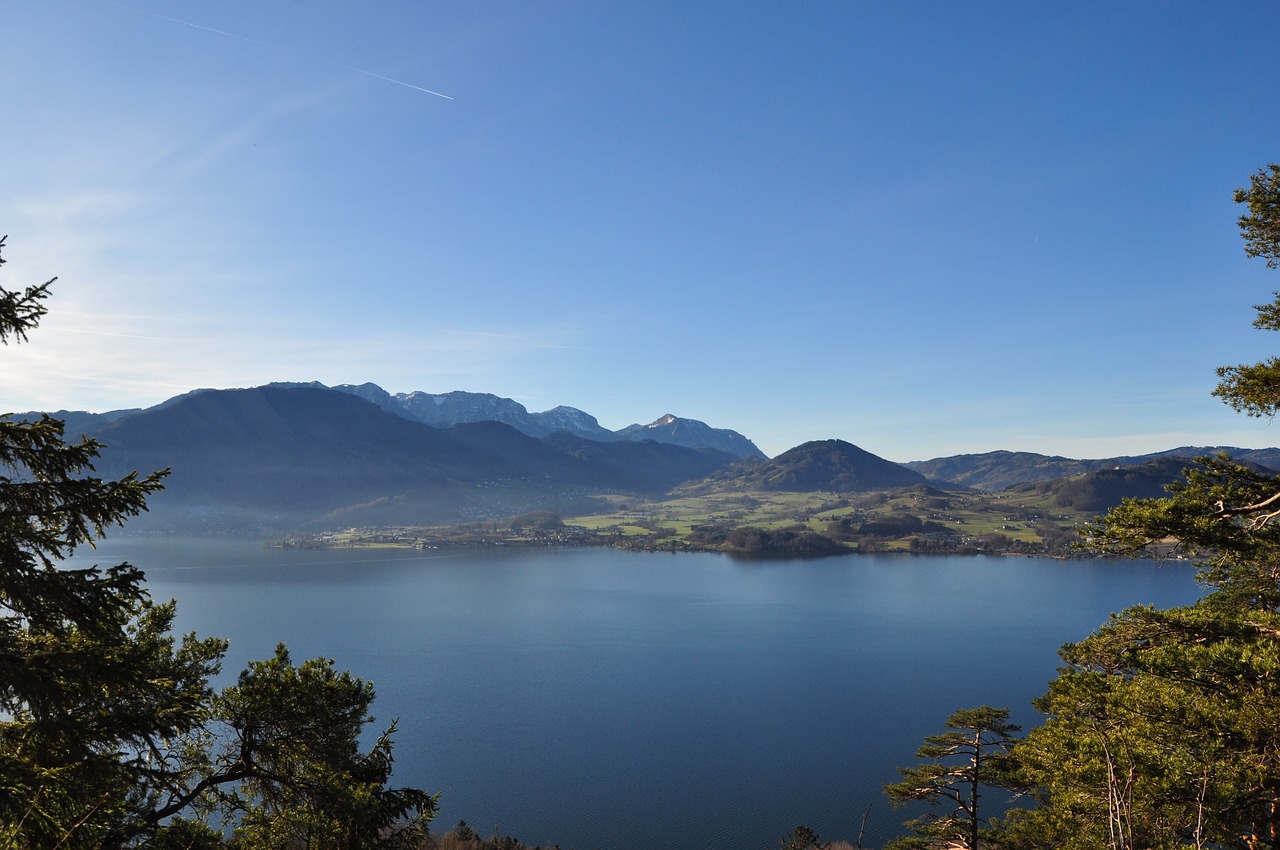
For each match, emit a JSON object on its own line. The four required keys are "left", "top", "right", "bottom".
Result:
{"left": 12, "top": 383, "right": 1280, "bottom": 533}
{"left": 331, "top": 383, "right": 764, "bottom": 457}
{"left": 55, "top": 380, "right": 762, "bottom": 459}
{"left": 905, "top": 446, "right": 1280, "bottom": 491}
{"left": 21, "top": 384, "right": 1280, "bottom": 483}
{"left": 81, "top": 384, "right": 741, "bottom": 533}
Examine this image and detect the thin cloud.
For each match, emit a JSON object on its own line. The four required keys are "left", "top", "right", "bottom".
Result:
{"left": 450, "top": 330, "right": 599, "bottom": 351}
{"left": 56, "top": 327, "right": 173, "bottom": 342}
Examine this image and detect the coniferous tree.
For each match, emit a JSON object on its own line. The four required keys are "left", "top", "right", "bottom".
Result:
{"left": 776, "top": 824, "right": 828, "bottom": 850}
{"left": 0, "top": 236, "right": 435, "bottom": 848}
{"left": 883, "top": 706, "right": 1020, "bottom": 850}
{"left": 0, "top": 234, "right": 192, "bottom": 846}
{"left": 991, "top": 165, "right": 1280, "bottom": 849}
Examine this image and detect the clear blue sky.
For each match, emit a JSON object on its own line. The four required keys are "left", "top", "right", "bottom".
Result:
{"left": 3, "top": 1, "right": 1279, "bottom": 461}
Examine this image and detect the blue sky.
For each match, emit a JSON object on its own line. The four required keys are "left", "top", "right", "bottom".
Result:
{"left": 3, "top": 1, "right": 1279, "bottom": 461}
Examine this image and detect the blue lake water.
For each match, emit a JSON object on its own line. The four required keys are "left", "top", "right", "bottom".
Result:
{"left": 64, "top": 540, "right": 1205, "bottom": 849}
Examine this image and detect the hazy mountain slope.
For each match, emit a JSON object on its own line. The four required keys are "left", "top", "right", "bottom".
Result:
{"left": 90, "top": 385, "right": 503, "bottom": 531}
{"left": 440, "top": 421, "right": 734, "bottom": 492}
{"left": 541, "top": 430, "right": 739, "bottom": 491}
{"left": 8, "top": 408, "right": 142, "bottom": 439}
{"left": 122, "top": 381, "right": 759, "bottom": 457}
{"left": 905, "top": 451, "right": 1113, "bottom": 490}
{"left": 1005, "top": 458, "right": 1195, "bottom": 514}
{"left": 907, "top": 446, "right": 1280, "bottom": 490}
{"left": 1121, "top": 446, "right": 1280, "bottom": 470}
{"left": 28, "top": 383, "right": 1280, "bottom": 532}
{"left": 84, "top": 384, "right": 740, "bottom": 533}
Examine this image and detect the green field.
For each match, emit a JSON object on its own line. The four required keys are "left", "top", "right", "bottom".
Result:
{"left": 292, "top": 482, "right": 1097, "bottom": 557}
{"left": 563, "top": 485, "right": 1088, "bottom": 552}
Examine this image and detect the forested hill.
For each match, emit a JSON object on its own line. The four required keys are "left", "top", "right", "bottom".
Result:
{"left": 688, "top": 439, "right": 929, "bottom": 493}
{"left": 905, "top": 446, "right": 1280, "bottom": 491}
{"left": 1004, "top": 458, "right": 1195, "bottom": 513}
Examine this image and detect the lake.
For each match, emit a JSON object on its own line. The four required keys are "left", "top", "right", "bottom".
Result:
{"left": 63, "top": 539, "right": 1205, "bottom": 849}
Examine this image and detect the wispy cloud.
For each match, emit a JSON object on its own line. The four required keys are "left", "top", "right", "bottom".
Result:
{"left": 57, "top": 327, "right": 173, "bottom": 342}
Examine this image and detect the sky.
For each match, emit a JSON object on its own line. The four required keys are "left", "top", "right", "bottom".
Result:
{"left": 3, "top": 2, "right": 1280, "bottom": 462}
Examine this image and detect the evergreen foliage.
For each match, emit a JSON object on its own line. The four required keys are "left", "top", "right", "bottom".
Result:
{"left": 0, "top": 236, "right": 435, "bottom": 847}
{"left": 976, "top": 164, "right": 1280, "bottom": 848}
{"left": 1235, "top": 163, "right": 1280, "bottom": 269}
{"left": 776, "top": 824, "right": 828, "bottom": 850}
{"left": 883, "top": 707, "right": 1020, "bottom": 850}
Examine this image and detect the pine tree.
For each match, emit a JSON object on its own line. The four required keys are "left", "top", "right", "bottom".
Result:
{"left": 0, "top": 235, "right": 435, "bottom": 847}
{"left": 993, "top": 166, "right": 1280, "bottom": 849}
{"left": 884, "top": 706, "right": 1020, "bottom": 850}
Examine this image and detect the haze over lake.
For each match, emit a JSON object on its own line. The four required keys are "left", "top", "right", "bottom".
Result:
{"left": 66, "top": 540, "right": 1205, "bottom": 849}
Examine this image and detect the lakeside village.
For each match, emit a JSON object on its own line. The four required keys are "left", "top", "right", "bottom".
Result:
{"left": 268, "top": 487, "right": 1126, "bottom": 558}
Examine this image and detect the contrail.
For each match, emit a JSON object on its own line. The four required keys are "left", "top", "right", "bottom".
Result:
{"left": 104, "top": 2, "right": 454, "bottom": 100}
{"left": 320, "top": 62, "right": 454, "bottom": 99}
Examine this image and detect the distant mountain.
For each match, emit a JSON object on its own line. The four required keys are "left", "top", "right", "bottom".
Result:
{"left": 89, "top": 385, "right": 495, "bottom": 532}
{"left": 695, "top": 439, "right": 928, "bottom": 493}
{"left": 906, "top": 446, "right": 1280, "bottom": 491}
{"left": 615, "top": 414, "right": 766, "bottom": 460}
{"left": 533, "top": 405, "right": 614, "bottom": 440}
{"left": 441, "top": 420, "right": 736, "bottom": 493}
{"left": 332, "top": 383, "right": 761, "bottom": 457}
{"left": 1004, "top": 458, "right": 1195, "bottom": 514}
{"left": 21, "top": 380, "right": 1280, "bottom": 534}
{"left": 905, "top": 451, "right": 1113, "bottom": 490}
{"left": 1128, "top": 446, "right": 1280, "bottom": 470}
{"left": 16, "top": 381, "right": 764, "bottom": 460}
{"left": 85, "top": 385, "right": 737, "bottom": 534}
{"left": 6, "top": 407, "right": 142, "bottom": 438}
{"left": 337, "top": 384, "right": 556, "bottom": 435}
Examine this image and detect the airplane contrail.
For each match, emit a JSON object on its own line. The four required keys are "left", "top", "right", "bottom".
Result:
{"left": 104, "top": 2, "right": 454, "bottom": 100}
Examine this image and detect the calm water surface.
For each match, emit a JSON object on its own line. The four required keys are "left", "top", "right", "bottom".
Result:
{"left": 65, "top": 540, "right": 1204, "bottom": 849}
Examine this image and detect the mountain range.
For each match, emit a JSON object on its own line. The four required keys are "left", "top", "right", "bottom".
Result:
{"left": 66, "top": 385, "right": 740, "bottom": 533}
{"left": 15, "top": 381, "right": 1280, "bottom": 534}
{"left": 904, "top": 446, "right": 1280, "bottom": 491}
{"left": 298, "top": 381, "right": 765, "bottom": 459}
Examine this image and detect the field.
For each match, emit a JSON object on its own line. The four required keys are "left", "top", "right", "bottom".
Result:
{"left": 289, "top": 483, "right": 1096, "bottom": 557}
{"left": 563, "top": 484, "right": 1088, "bottom": 552}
